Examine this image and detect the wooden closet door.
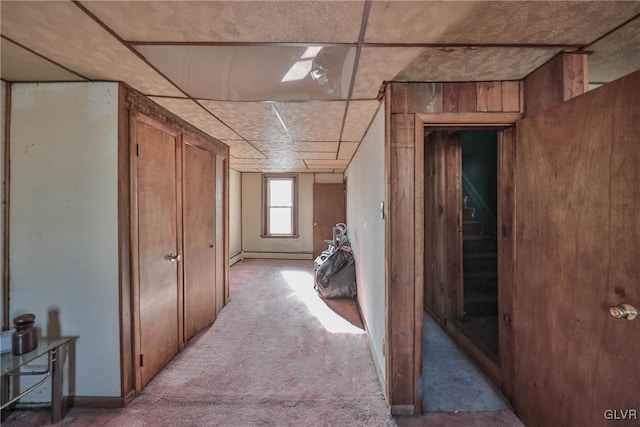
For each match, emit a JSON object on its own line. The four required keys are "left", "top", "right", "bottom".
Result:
{"left": 184, "top": 143, "right": 216, "bottom": 341}
{"left": 136, "top": 116, "right": 181, "bottom": 387}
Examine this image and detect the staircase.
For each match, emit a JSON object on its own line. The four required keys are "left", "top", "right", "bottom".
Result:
{"left": 462, "top": 197, "right": 498, "bottom": 317}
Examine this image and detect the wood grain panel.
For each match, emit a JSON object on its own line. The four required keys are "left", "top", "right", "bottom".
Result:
{"left": 135, "top": 116, "right": 180, "bottom": 387}
{"left": 443, "top": 83, "right": 477, "bottom": 113}
{"left": 423, "top": 132, "right": 462, "bottom": 320}
{"left": 215, "top": 155, "right": 225, "bottom": 315}
{"left": 184, "top": 144, "right": 216, "bottom": 341}
{"left": 524, "top": 53, "right": 588, "bottom": 116}
{"left": 501, "top": 82, "right": 521, "bottom": 112}
{"left": 389, "top": 113, "right": 415, "bottom": 407}
{"left": 413, "top": 118, "right": 424, "bottom": 414}
{"left": 514, "top": 70, "right": 640, "bottom": 427}
{"left": 312, "top": 183, "right": 345, "bottom": 259}
{"left": 476, "top": 82, "right": 503, "bottom": 112}
{"left": 497, "top": 127, "right": 516, "bottom": 400}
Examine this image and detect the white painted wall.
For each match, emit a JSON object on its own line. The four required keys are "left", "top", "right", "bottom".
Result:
{"left": 344, "top": 101, "right": 386, "bottom": 382}
{"left": 314, "top": 173, "right": 343, "bottom": 184}
{"left": 229, "top": 168, "right": 242, "bottom": 264}
{"left": 10, "top": 82, "right": 120, "bottom": 399}
{"left": 241, "top": 173, "right": 313, "bottom": 258}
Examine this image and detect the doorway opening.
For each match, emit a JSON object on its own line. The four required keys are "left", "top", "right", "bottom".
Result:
{"left": 454, "top": 130, "right": 499, "bottom": 363}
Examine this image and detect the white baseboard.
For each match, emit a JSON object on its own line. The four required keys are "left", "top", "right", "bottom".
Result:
{"left": 229, "top": 252, "right": 243, "bottom": 266}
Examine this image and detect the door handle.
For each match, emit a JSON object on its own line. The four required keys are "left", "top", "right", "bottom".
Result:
{"left": 168, "top": 254, "right": 181, "bottom": 262}
{"left": 609, "top": 304, "right": 637, "bottom": 320}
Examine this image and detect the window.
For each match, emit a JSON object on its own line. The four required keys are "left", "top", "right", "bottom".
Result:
{"left": 262, "top": 174, "right": 298, "bottom": 237}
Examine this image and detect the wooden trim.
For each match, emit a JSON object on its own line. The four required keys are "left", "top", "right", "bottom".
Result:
{"left": 2, "top": 82, "right": 10, "bottom": 331}
{"left": 223, "top": 157, "right": 230, "bottom": 305}
{"left": 261, "top": 174, "right": 299, "bottom": 238}
{"left": 64, "top": 396, "right": 126, "bottom": 408}
{"left": 498, "top": 128, "right": 516, "bottom": 400}
{"left": 390, "top": 405, "right": 415, "bottom": 416}
{"left": 175, "top": 134, "right": 185, "bottom": 351}
{"left": 124, "top": 86, "right": 228, "bottom": 158}
{"left": 117, "top": 84, "right": 134, "bottom": 400}
{"left": 413, "top": 116, "right": 424, "bottom": 414}
{"left": 417, "top": 112, "right": 522, "bottom": 125}
{"left": 128, "top": 111, "right": 142, "bottom": 394}
{"left": 383, "top": 86, "right": 392, "bottom": 402}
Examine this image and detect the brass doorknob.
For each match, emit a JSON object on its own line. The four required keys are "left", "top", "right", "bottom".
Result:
{"left": 168, "top": 254, "right": 181, "bottom": 262}
{"left": 609, "top": 304, "right": 638, "bottom": 320}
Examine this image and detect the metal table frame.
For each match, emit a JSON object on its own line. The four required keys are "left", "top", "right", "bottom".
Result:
{"left": 1, "top": 337, "right": 71, "bottom": 423}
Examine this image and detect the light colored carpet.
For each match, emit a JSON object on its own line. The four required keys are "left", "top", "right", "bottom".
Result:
{"left": 4, "top": 259, "right": 392, "bottom": 426}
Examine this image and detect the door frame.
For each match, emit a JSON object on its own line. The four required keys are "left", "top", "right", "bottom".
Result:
{"left": 395, "top": 112, "right": 520, "bottom": 412}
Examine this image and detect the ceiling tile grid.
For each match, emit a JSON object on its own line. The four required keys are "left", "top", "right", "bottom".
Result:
{"left": 275, "top": 101, "right": 346, "bottom": 141}
{"left": 1, "top": 1, "right": 182, "bottom": 97}
{"left": 81, "top": 1, "right": 365, "bottom": 43}
{"left": 1, "top": 37, "right": 86, "bottom": 82}
{"left": 341, "top": 100, "right": 380, "bottom": 142}
{"left": 338, "top": 143, "right": 360, "bottom": 160}
{"left": 223, "top": 140, "right": 266, "bottom": 160}
{"left": 149, "top": 97, "right": 240, "bottom": 140}
{"left": 200, "top": 101, "right": 291, "bottom": 142}
{"left": 365, "top": 1, "right": 640, "bottom": 45}
{"left": 250, "top": 141, "right": 340, "bottom": 153}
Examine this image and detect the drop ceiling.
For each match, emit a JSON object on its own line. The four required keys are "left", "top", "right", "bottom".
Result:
{"left": 2, "top": 1, "right": 639, "bottom": 173}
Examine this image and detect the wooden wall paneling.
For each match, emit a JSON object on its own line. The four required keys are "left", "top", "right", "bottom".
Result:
{"left": 417, "top": 113, "right": 522, "bottom": 126}
{"left": 390, "top": 82, "right": 409, "bottom": 114}
{"left": 476, "top": 82, "right": 503, "bottom": 112}
{"left": 407, "top": 83, "right": 444, "bottom": 114}
{"left": 413, "top": 116, "right": 424, "bottom": 414}
{"left": 3, "top": 82, "right": 11, "bottom": 331}
{"left": 125, "top": 87, "right": 228, "bottom": 158}
{"left": 497, "top": 127, "right": 516, "bottom": 401}
{"left": 445, "top": 134, "right": 462, "bottom": 318}
{"left": 443, "top": 83, "right": 477, "bottom": 113}
{"left": 524, "top": 53, "right": 589, "bottom": 117}
{"left": 183, "top": 143, "right": 216, "bottom": 341}
{"left": 389, "top": 112, "right": 416, "bottom": 412}
{"left": 117, "top": 85, "right": 134, "bottom": 402}
{"left": 383, "top": 85, "right": 392, "bottom": 402}
{"left": 501, "top": 82, "right": 521, "bottom": 112}
{"left": 128, "top": 111, "right": 142, "bottom": 393}
{"left": 176, "top": 134, "right": 185, "bottom": 351}
{"left": 514, "top": 70, "right": 640, "bottom": 427}
{"left": 423, "top": 134, "right": 437, "bottom": 315}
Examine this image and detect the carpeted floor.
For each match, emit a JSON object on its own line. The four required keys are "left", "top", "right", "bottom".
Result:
{"left": 3, "top": 259, "right": 392, "bottom": 426}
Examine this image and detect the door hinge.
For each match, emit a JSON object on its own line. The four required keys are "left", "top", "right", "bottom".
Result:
{"left": 136, "top": 144, "right": 140, "bottom": 157}
{"left": 140, "top": 354, "right": 144, "bottom": 367}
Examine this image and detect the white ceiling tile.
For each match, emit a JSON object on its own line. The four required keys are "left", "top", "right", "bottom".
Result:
{"left": 365, "top": 1, "right": 640, "bottom": 45}
{"left": 223, "top": 140, "right": 266, "bottom": 159}
{"left": 251, "top": 141, "right": 339, "bottom": 153}
{"left": 588, "top": 19, "right": 640, "bottom": 83}
{"left": 352, "top": 47, "right": 424, "bottom": 99}
{"left": 342, "top": 100, "right": 380, "bottom": 142}
{"left": 200, "top": 101, "right": 290, "bottom": 142}
{"left": 262, "top": 151, "right": 337, "bottom": 160}
{"left": 275, "top": 102, "right": 346, "bottom": 141}
{"left": 1, "top": 37, "right": 85, "bottom": 82}
{"left": 338, "top": 143, "right": 359, "bottom": 160}
{"left": 1, "top": 1, "right": 182, "bottom": 97}
{"left": 395, "top": 47, "right": 563, "bottom": 82}
{"left": 305, "top": 159, "right": 350, "bottom": 168}
{"left": 149, "top": 97, "right": 239, "bottom": 140}
{"left": 81, "top": 1, "right": 365, "bottom": 43}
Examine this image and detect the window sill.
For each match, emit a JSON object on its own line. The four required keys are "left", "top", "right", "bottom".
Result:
{"left": 261, "top": 234, "right": 300, "bottom": 239}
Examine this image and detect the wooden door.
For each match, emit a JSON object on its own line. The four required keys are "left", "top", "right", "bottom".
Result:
{"left": 215, "top": 156, "right": 225, "bottom": 315}
{"left": 423, "top": 132, "right": 462, "bottom": 320}
{"left": 135, "top": 115, "right": 181, "bottom": 387}
{"left": 184, "top": 143, "right": 216, "bottom": 341}
{"left": 313, "top": 183, "right": 345, "bottom": 258}
{"left": 514, "top": 71, "right": 640, "bottom": 426}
